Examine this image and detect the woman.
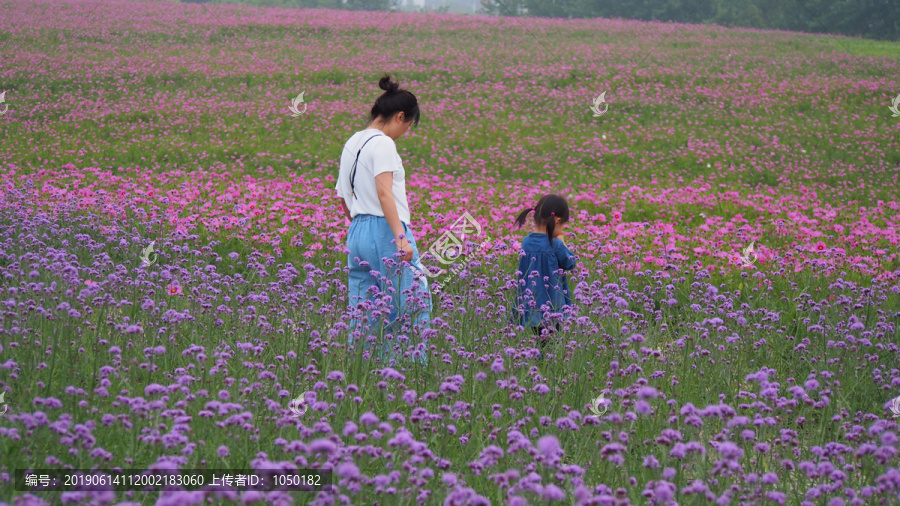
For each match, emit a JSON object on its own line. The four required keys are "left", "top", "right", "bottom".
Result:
{"left": 335, "top": 74, "right": 432, "bottom": 366}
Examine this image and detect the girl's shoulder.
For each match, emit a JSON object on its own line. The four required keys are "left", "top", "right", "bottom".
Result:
{"left": 550, "top": 237, "right": 570, "bottom": 250}
{"left": 521, "top": 234, "right": 555, "bottom": 252}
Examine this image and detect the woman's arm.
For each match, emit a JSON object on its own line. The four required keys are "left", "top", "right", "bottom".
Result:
{"left": 375, "top": 172, "right": 412, "bottom": 261}
{"left": 338, "top": 197, "right": 351, "bottom": 221}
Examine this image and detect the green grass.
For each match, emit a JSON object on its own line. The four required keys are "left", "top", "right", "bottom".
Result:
{"left": 1, "top": 9, "right": 899, "bottom": 499}
{"left": 2, "top": 8, "right": 896, "bottom": 204}
{"left": 1, "top": 200, "right": 897, "bottom": 504}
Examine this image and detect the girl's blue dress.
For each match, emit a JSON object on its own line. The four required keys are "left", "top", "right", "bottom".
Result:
{"left": 511, "top": 233, "right": 577, "bottom": 328}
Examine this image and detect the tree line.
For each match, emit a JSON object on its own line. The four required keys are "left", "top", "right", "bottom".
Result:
{"left": 485, "top": 0, "right": 897, "bottom": 42}
{"left": 181, "top": 0, "right": 898, "bottom": 42}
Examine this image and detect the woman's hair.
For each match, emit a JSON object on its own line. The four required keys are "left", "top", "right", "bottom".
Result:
{"left": 370, "top": 74, "right": 420, "bottom": 127}
{"left": 514, "top": 194, "right": 570, "bottom": 245}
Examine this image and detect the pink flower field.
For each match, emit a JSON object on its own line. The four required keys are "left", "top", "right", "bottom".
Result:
{"left": 0, "top": 0, "right": 899, "bottom": 505}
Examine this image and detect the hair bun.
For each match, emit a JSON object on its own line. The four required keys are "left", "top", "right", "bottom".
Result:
{"left": 378, "top": 74, "right": 400, "bottom": 94}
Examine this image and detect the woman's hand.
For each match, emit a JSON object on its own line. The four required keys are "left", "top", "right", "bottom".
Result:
{"left": 398, "top": 239, "right": 414, "bottom": 262}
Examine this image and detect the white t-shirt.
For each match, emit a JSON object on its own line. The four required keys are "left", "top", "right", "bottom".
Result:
{"left": 336, "top": 129, "right": 411, "bottom": 225}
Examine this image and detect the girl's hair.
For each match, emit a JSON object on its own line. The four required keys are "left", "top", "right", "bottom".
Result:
{"left": 514, "top": 194, "right": 570, "bottom": 245}
{"left": 370, "top": 74, "right": 420, "bottom": 127}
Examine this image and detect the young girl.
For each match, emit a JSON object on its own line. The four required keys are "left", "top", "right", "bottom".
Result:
{"left": 511, "top": 194, "right": 577, "bottom": 357}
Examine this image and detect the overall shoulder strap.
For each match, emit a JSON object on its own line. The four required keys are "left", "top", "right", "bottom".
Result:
{"left": 349, "top": 133, "right": 385, "bottom": 200}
